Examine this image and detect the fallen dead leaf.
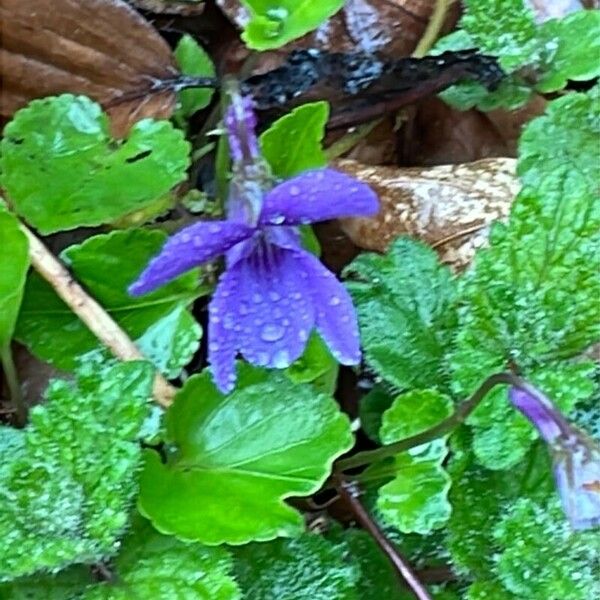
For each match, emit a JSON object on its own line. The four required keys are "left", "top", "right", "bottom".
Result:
{"left": 525, "top": 0, "right": 585, "bottom": 22}
{"left": 127, "top": 0, "right": 205, "bottom": 15}
{"left": 337, "top": 157, "right": 518, "bottom": 269}
{"left": 1, "top": 0, "right": 179, "bottom": 136}
{"left": 217, "top": 0, "right": 435, "bottom": 56}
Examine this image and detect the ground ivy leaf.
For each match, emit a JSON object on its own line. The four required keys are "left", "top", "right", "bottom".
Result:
{"left": 377, "top": 390, "right": 453, "bottom": 533}
{"left": 451, "top": 89, "right": 599, "bottom": 468}
{"left": 139, "top": 364, "right": 353, "bottom": 544}
{"left": 0, "top": 206, "right": 29, "bottom": 348}
{"left": 446, "top": 432, "right": 554, "bottom": 579}
{"left": 518, "top": 85, "right": 599, "bottom": 191}
{"left": 232, "top": 532, "right": 360, "bottom": 600}
{"left": 359, "top": 386, "right": 395, "bottom": 443}
{"left": 174, "top": 34, "right": 216, "bottom": 123}
{"left": 15, "top": 229, "right": 203, "bottom": 377}
{"left": 345, "top": 238, "right": 457, "bottom": 391}
{"left": 259, "top": 102, "right": 329, "bottom": 178}
{"left": 83, "top": 516, "right": 240, "bottom": 600}
{"left": 465, "top": 581, "right": 517, "bottom": 600}
{"left": 434, "top": 3, "right": 600, "bottom": 110}
{"left": 0, "top": 361, "right": 153, "bottom": 580}
{"left": 331, "top": 528, "right": 408, "bottom": 600}
{"left": 468, "top": 362, "right": 596, "bottom": 469}
{"left": 0, "top": 95, "right": 190, "bottom": 233}
{"left": 493, "top": 498, "right": 600, "bottom": 600}
{"left": 285, "top": 332, "right": 336, "bottom": 386}
{"left": 0, "top": 567, "right": 92, "bottom": 600}
{"left": 241, "top": 1, "right": 345, "bottom": 51}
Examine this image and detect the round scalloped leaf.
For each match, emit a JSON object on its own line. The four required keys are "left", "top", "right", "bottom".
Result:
{"left": 139, "top": 364, "right": 353, "bottom": 544}
{"left": 0, "top": 94, "right": 190, "bottom": 233}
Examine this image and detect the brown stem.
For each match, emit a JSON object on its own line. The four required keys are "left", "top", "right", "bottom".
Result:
{"left": 337, "top": 372, "right": 521, "bottom": 471}
{"left": 337, "top": 479, "right": 433, "bottom": 600}
{"left": 20, "top": 223, "right": 176, "bottom": 408}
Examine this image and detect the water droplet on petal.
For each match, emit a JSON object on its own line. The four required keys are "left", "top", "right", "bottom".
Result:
{"left": 341, "top": 315, "right": 350, "bottom": 323}
{"left": 223, "top": 315, "right": 235, "bottom": 330}
{"left": 181, "top": 233, "right": 191, "bottom": 243}
{"left": 252, "top": 293, "right": 263, "bottom": 303}
{"left": 272, "top": 349, "right": 290, "bottom": 368}
{"left": 291, "top": 292, "right": 302, "bottom": 300}
{"left": 260, "top": 324, "right": 285, "bottom": 342}
{"left": 239, "top": 303, "right": 249, "bottom": 315}
{"left": 209, "top": 342, "right": 220, "bottom": 352}
{"left": 299, "top": 329, "right": 308, "bottom": 342}
{"left": 257, "top": 352, "right": 269, "bottom": 366}
{"left": 209, "top": 223, "right": 221, "bottom": 234}
{"left": 329, "top": 296, "right": 341, "bottom": 306}
{"left": 289, "top": 185, "right": 301, "bottom": 196}
{"left": 269, "top": 291, "right": 281, "bottom": 302}
{"left": 270, "top": 214, "right": 285, "bottom": 225}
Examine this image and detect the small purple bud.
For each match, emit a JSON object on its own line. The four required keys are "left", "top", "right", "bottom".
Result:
{"left": 224, "top": 93, "right": 259, "bottom": 163}
{"left": 509, "top": 385, "right": 600, "bottom": 530}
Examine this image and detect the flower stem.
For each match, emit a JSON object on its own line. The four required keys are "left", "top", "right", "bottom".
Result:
{"left": 336, "top": 371, "right": 521, "bottom": 471}
{"left": 1, "top": 344, "right": 26, "bottom": 426}
{"left": 337, "top": 479, "right": 433, "bottom": 600}
{"left": 412, "top": 0, "right": 457, "bottom": 58}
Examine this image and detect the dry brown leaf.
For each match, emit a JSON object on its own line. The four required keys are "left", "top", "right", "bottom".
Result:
{"left": 217, "top": 0, "right": 435, "bottom": 56}
{"left": 525, "top": 0, "right": 585, "bottom": 22}
{"left": 1, "top": 0, "right": 179, "bottom": 136}
{"left": 337, "top": 157, "right": 518, "bottom": 269}
{"left": 127, "top": 0, "right": 205, "bottom": 14}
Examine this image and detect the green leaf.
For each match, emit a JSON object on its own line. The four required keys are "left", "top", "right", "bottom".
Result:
{"left": 450, "top": 89, "right": 599, "bottom": 468}
{"left": 465, "top": 582, "right": 517, "bottom": 600}
{"left": 232, "top": 533, "right": 360, "bottom": 600}
{"left": 0, "top": 206, "right": 29, "bottom": 347}
{"left": 433, "top": 3, "right": 600, "bottom": 110}
{"left": 446, "top": 433, "right": 553, "bottom": 578}
{"left": 359, "top": 386, "right": 395, "bottom": 443}
{"left": 335, "top": 528, "right": 408, "bottom": 600}
{"left": 518, "top": 85, "right": 600, "bottom": 191}
{"left": 536, "top": 11, "right": 600, "bottom": 92}
{"left": 139, "top": 364, "right": 353, "bottom": 544}
{"left": 15, "top": 229, "right": 203, "bottom": 377}
{"left": 260, "top": 102, "right": 329, "bottom": 178}
{"left": 0, "top": 361, "right": 153, "bottom": 580}
{"left": 345, "top": 238, "right": 457, "bottom": 390}
{"left": 240, "top": 1, "right": 345, "bottom": 50}
{"left": 0, "top": 95, "right": 190, "bottom": 233}
{"left": 286, "top": 332, "right": 336, "bottom": 386}
{"left": 377, "top": 390, "right": 453, "bottom": 534}
{"left": 83, "top": 517, "right": 240, "bottom": 600}
{"left": 0, "top": 517, "right": 240, "bottom": 600}
{"left": 174, "top": 34, "right": 216, "bottom": 123}
{"left": 0, "top": 567, "right": 91, "bottom": 600}
{"left": 493, "top": 498, "right": 600, "bottom": 600}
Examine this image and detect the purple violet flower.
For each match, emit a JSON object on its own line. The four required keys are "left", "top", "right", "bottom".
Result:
{"left": 129, "top": 92, "right": 379, "bottom": 393}
{"left": 509, "top": 385, "right": 600, "bottom": 530}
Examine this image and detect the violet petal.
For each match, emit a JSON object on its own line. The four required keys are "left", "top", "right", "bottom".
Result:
{"left": 297, "top": 251, "right": 361, "bottom": 365}
{"left": 259, "top": 168, "right": 379, "bottom": 226}
{"left": 509, "top": 386, "right": 564, "bottom": 444}
{"left": 208, "top": 242, "right": 316, "bottom": 391}
{"left": 128, "top": 220, "right": 254, "bottom": 296}
{"left": 553, "top": 433, "right": 600, "bottom": 530}
{"left": 207, "top": 261, "right": 244, "bottom": 393}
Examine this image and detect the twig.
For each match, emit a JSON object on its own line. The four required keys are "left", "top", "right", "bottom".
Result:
{"left": 21, "top": 224, "right": 176, "bottom": 408}
{"left": 412, "top": 0, "right": 457, "bottom": 58}
{"left": 337, "top": 479, "right": 433, "bottom": 600}
{"left": 0, "top": 344, "right": 27, "bottom": 425}
{"left": 336, "top": 372, "right": 520, "bottom": 471}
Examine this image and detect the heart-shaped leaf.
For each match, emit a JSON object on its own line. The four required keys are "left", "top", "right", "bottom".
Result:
{"left": 139, "top": 364, "right": 353, "bottom": 544}
{"left": 15, "top": 229, "right": 204, "bottom": 377}
{"left": 0, "top": 95, "right": 190, "bottom": 234}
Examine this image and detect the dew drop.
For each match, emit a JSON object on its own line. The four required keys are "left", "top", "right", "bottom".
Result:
{"left": 209, "top": 342, "right": 220, "bottom": 352}
{"left": 329, "top": 296, "right": 341, "bottom": 306}
{"left": 269, "top": 291, "right": 281, "bottom": 302}
{"left": 272, "top": 349, "right": 290, "bottom": 368}
{"left": 257, "top": 352, "right": 270, "bottom": 366}
{"left": 252, "top": 292, "right": 263, "bottom": 303}
{"left": 270, "top": 214, "right": 285, "bottom": 225}
{"left": 181, "top": 233, "right": 191, "bottom": 243}
{"left": 239, "top": 302, "right": 249, "bottom": 315}
{"left": 299, "top": 329, "right": 308, "bottom": 342}
{"left": 209, "top": 223, "right": 221, "bottom": 234}
{"left": 341, "top": 315, "right": 351, "bottom": 323}
{"left": 289, "top": 185, "right": 301, "bottom": 196}
{"left": 260, "top": 323, "right": 285, "bottom": 342}
{"left": 193, "top": 236, "right": 203, "bottom": 247}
